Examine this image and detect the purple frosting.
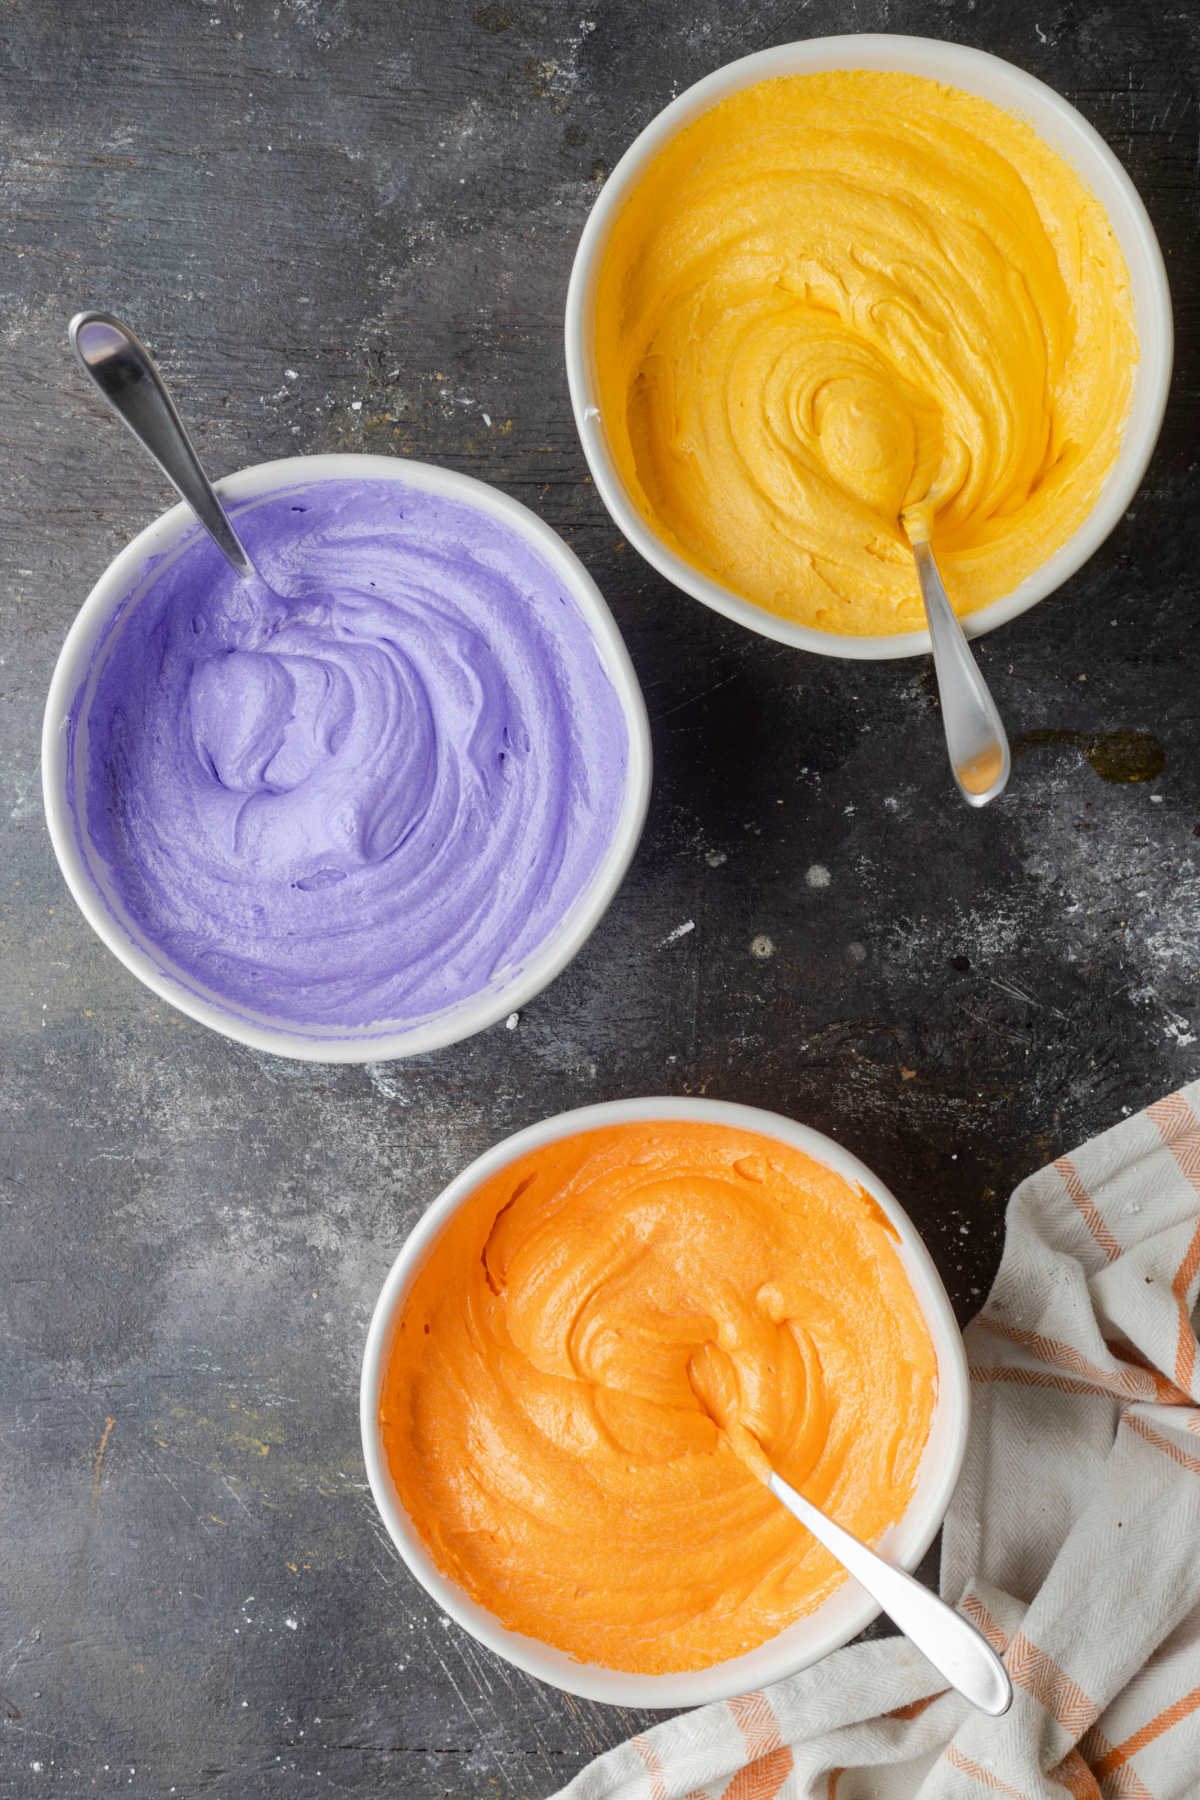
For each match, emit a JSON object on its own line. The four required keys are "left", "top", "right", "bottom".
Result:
{"left": 71, "top": 478, "right": 630, "bottom": 1033}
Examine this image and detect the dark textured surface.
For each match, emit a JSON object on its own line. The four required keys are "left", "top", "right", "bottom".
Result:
{"left": 1, "top": 1, "right": 1198, "bottom": 1794}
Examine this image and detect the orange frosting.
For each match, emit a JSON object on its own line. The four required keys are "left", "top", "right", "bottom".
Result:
{"left": 379, "top": 1120, "right": 938, "bottom": 1673}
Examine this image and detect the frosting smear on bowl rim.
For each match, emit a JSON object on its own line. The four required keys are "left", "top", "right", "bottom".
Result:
{"left": 68, "top": 477, "right": 630, "bottom": 1034}
{"left": 379, "top": 1118, "right": 938, "bottom": 1674}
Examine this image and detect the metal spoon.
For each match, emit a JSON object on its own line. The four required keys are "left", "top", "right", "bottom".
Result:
{"left": 903, "top": 518, "right": 1011, "bottom": 808}
{"left": 716, "top": 1413, "right": 1009, "bottom": 1715}
{"left": 68, "top": 310, "right": 263, "bottom": 585}
{"left": 768, "top": 1460, "right": 1012, "bottom": 1716}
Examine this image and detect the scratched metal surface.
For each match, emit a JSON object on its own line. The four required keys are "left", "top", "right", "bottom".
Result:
{"left": 1, "top": 0, "right": 1198, "bottom": 1794}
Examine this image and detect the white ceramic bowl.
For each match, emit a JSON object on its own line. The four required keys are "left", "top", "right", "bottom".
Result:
{"left": 42, "top": 454, "right": 651, "bottom": 1062}
{"left": 360, "top": 1096, "right": 969, "bottom": 1707}
{"left": 565, "top": 35, "right": 1173, "bottom": 661}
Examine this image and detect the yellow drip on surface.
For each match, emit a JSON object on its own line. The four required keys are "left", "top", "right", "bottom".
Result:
{"left": 594, "top": 71, "right": 1137, "bottom": 636}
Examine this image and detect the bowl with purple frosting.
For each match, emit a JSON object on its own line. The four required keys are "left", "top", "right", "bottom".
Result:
{"left": 43, "top": 454, "right": 650, "bottom": 1061}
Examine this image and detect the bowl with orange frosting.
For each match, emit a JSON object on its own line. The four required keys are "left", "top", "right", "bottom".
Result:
{"left": 360, "top": 1098, "right": 968, "bottom": 1705}
{"left": 565, "top": 37, "right": 1172, "bottom": 658}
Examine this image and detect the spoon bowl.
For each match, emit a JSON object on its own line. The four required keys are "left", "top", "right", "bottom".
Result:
{"left": 904, "top": 523, "right": 1012, "bottom": 808}
{"left": 765, "top": 1461, "right": 1012, "bottom": 1715}
{"left": 69, "top": 311, "right": 271, "bottom": 592}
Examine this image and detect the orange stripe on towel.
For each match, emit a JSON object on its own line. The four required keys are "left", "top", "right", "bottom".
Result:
{"left": 1148, "top": 1091, "right": 1200, "bottom": 1395}
{"left": 889, "top": 1691, "right": 946, "bottom": 1721}
{"left": 944, "top": 1743, "right": 1035, "bottom": 1798}
{"left": 972, "top": 1367, "right": 1148, "bottom": 1404}
{"left": 1093, "top": 1682, "right": 1200, "bottom": 1781}
{"left": 632, "top": 1735, "right": 669, "bottom": 1800}
{"left": 1106, "top": 1339, "right": 1194, "bottom": 1408}
{"left": 1054, "top": 1156, "right": 1121, "bottom": 1262}
{"left": 962, "top": 1594, "right": 1011, "bottom": 1656}
{"left": 1077, "top": 1726, "right": 1155, "bottom": 1800}
{"left": 728, "top": 1692, "right": 782, "bottom": 1760}
{"left": 1125, "top": 1413, "right": 1200, "bottom": 1478}
{"left": 1145, "top": 1090, "right": 1199, "bottom": 1145}
{"left": 1102, "top": 1770, "right": 1157, "bottom": 1800}
{"left": 1007, "top": 1633, "right": 1100, "bottom": 1738}
{"left": 1049, "top": 1747, "right": 1103, "bottom": 1797}
{"left": 1171, "top": 1219, "right": 1200, "bottom": 1394}
{"left": 721, "top": 1693, "right": 793, "bottom": 1800}
{"left": 976, "top": 1321, "right": 1160, "bottom": 1401}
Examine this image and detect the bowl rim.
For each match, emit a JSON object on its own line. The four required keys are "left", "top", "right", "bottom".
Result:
{"left": 359, "top": 1095, "right": 970, "bottom": 1707}
{"left": 41, "top": 452, "right": 652, "bottom": 1063}
{"left": 565, "top": 33, "right": 1175, "bottom": 661}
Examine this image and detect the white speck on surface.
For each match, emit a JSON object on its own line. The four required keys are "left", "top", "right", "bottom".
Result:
{"left": 847, "top": 942, "right": 867, "bottom": 965}
{"left": 350, "top": 400, "right": 362, "bottom": 411}
{"left": 659, "top": 919, "right": 695, "bottom": 947}
{"left": 1132, "top": 987, "right": 1197, "bottom": 1049}
{"left": 505, "top": 1012, "right": 519, "bottom": 1030}
{"left": 806, "top": 864, "right": 831, "bottom": 889}
{"left": 285, "top": 368, "right": 298, "bottom": 380}
{"left": 705, "top": 850, "right": 727, "bottom": 868}
{"left": 284, "top": 1616, "right": 298, "bottom": 1630}
{"left": 482, "top": 411, "right": 492, "bottom": 426}
{"left": 366, "top": 1063, "right": 409, "bottom": 1103}
{"left": 751, "top": 935, "right": 775, "bottom": 960}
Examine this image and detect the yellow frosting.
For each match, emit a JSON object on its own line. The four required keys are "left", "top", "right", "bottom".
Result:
{"left": 594, "top": 71, "right": 1137, "bottom": 636}
{"left": 380, "top": 1120, "right": 937, "bottom": 1674}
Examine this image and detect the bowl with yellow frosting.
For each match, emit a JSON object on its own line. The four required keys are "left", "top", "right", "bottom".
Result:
{"left": 360, "top": 1097, "right": 968, "bottom": 1706}
{"left": 566, "top": 38, "right": 1172, "bottom": 657}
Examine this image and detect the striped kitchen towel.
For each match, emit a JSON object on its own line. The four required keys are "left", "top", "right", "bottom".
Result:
{"left": 550, "top": 1081, "right": 1200, "bottom": 1799}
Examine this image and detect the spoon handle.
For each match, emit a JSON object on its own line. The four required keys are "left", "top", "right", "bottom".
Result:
{"left": 910, "top": 537, "right": 1011, "bottom": 808}
{"left": 769, "top": 1471, "right": 1013, "bottom": 1717}
{"left": 69, "top": 311, "right": 254, "bottom": 578}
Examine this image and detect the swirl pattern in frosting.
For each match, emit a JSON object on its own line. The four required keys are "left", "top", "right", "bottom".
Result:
{"left": 72, "top": 479, "right": 630, "bottom": 1033}
{"left": 595, "top": 71, "right": 1137, "bottom": 636}
{"left": 381, "top": 1120, "right": 938, "bottom": 1673}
